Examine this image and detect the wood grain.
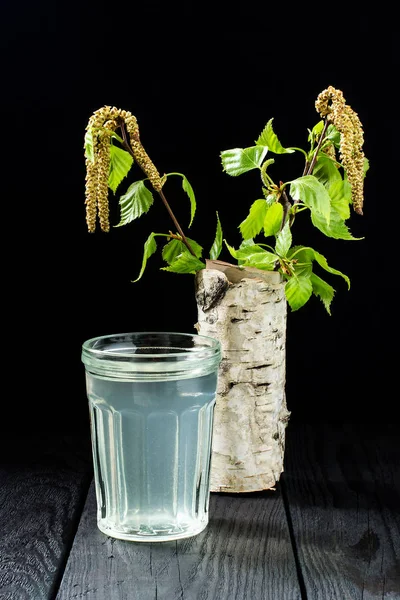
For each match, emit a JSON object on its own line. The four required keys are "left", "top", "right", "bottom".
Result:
{"left": 282, "top": 423, "right": 400, "bottom": 599}
{"left": 0, "top": 435, "right": 92, "bottom": 600}
{"left": 56, "top": 483, "right": 301, "bottom": 600}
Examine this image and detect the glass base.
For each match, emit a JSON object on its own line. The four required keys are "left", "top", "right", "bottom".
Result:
{"left": 97, "top": 518, "right": 208, "bottom": 542}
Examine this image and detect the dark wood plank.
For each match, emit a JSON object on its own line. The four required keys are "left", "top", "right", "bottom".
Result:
{"left": 0, "top": 435, "right": 93, "bottom": 600}
{"left": 282, "top": 423, "right": 400, "bottom": 599}
{"left": 56, "top": 482, "right": 301, "bottom": 600}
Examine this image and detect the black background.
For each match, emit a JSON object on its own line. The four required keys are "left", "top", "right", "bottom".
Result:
{"left": 1, "top": 2, "right": 396, "bottom": 434}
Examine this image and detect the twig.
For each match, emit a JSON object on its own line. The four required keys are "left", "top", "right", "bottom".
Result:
{"left": 158, "top": 190, "right": 196, "bottom": 256}
{"left": 289, "top": 118, "right": 330, "bottom": 227}
{"left": 279, "top": 184, "right": 292, "bottom": 231}
{"left": 306, "top": 119, "right": 330, "bottom": 175}
{"left": 118, "top": 119, "right": 195, "bottom": 256}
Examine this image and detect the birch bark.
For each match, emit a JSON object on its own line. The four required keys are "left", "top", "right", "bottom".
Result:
{"left": 195, "top": 262, "right": 290, "bottom": 492}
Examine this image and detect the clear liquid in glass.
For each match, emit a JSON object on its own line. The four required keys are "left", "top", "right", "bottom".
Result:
{"left": 86, "top": 371, "right": 217, "bottom": 542}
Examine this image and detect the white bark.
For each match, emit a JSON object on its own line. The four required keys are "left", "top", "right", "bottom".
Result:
{"left": 195, "top": 262, "right": 290, "bottom": 493}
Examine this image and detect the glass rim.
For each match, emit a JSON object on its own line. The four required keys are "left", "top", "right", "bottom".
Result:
{"left": 82, "top": 331, "right": 221, "bottom": 360}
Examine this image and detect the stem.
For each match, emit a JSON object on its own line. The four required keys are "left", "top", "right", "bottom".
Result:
{"left": 158, "top": 189, "right": 196, "bottom": 255}
{"left": 118, "top": 120, "right": 196, "bottom": 257}
{"left": 306, "top": 119, "right": 329, "bottom": 175}
{"left": 279, "top": 184, "right": 292, "bottom": 231}
{"left": 289, "top": 147, "right": 308, "bottom": 158}
{"left": 302, "top": 160, "right": 310, "bottom": 176}
{"left": 290, "top": 118, "right": 330, "bottom": 227}
{"left": 256, "top": 243, "right": 276, "bottom": 252}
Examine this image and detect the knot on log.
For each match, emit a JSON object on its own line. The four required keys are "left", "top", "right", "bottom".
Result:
{"left": 195, "top": 269, "right": 229, "bottom": 311}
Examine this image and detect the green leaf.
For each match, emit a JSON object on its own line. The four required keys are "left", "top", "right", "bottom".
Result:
{"left": 162, "top": 237, "right": 203, "bottom": 264}
{"left": 288, "top": 245, "right": 314, "bottom": 262}
{"left": 109, "top": 131, "right": 125, "bottom": 145}
{"left": 84, "top": 128, "right": 95, "bottom": 162}
{"left": 244, "top": 254, "right": 277, "bottom": 270}
{"left": 364, "top": 157, "right": 370, "bottom": 176}
{"left": 329, "top": 180, "right": 351, "bottom": 220}
{"left": 325, "top": 124, "right": 340, "bottom": 147}
{"left": 312, "top": 153, "right": 342, "bottom": 190}
{"left": 161, "top": 239, "right": 182, "bottom": 264}
{"left": 256, "top": 118, "right": 294, "bottom": 154}
{"left": 290, "top": 175, "right": 331, "bottom": 223}
{"left": 133, "top": 232, "right": 157, "bottom": 282}
{"left": 108, "top": 145, "right": 134, "bottom": 193}
{"left": 290, "top": 245, "right": 350, "bottom": 288}
{"left": 237, "top": 239, "right": 256, "bottom": 263}
{"left": 285, "top": 275, "right": 313, "bottom": 311}
{"left": 239, "top": 200, "right": 268, "bottom": 240}
{"left": 255, "top": 261, "right": 277, "bottom": 271}
{"left": 309, "top": 120, "right": 324, "bottom": 141}
{"left": 312, "top": 249, "right": 350, "bottom": 289}
{"left": 275, "top": 222, "right": 292, "bottom": 257}
{"left": 310, "top": 273, "right": 335, "bottom": 315}
{"left": 221, "top": 146, "right": 268, "bottom": 176}
{"left": 289, "top": 246, "right": 314, "bottom": 277}
{"left": 116, "top": 180, "right": 154, "bottom": 227}
{"left": 224, "top": 241, "right": 265, "bottom": 260}
{"left": 224, "top": 241, "right": 277, "bottom": 270}
{"left": 292, "top": 260, "right": 313, "bottom": 278}
{"left": 183, "top": 237, "right": 203, "bottom": 258}
{"left": 167, "top": 173, "right": 197, "bottom": 227}
{"left": 210, "top": 212, "right": 223, "bottom": 260}
{"left": 182, "top": 175, "right": 196, "bottom": 227}
{"left": 311, "top": 206, "right": 362, "bottom": 240}
{"left": 265, "top": 193, "right": 278, "bottom": 206}
{"left": 310, "top": 123, "right": 340, "bottom": 146}
{"left": 264, "top": 202, "right": 283, "bottom": 237}
{"left": 239, "top": 238, "right": 255, "bottom": 249}
{"left": 162, "top": 252, "right": 205, "bottom": 274}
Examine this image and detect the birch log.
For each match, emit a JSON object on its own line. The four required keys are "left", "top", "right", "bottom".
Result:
{"left": 195, "top": 263, "right": 290, "bottom": 493}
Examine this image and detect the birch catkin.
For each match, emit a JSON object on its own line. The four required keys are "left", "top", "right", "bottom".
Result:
{"left": 84, "top": 106, "right": 163, "bottom": 232}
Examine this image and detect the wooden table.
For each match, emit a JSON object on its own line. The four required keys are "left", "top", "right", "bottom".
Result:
{"left": 1, "top": 423, "right": 399, "bottom": 599}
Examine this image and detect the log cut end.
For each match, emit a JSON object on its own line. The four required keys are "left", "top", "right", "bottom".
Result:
{"left": 195, "top": 269, "right": 229, "bottom": 311}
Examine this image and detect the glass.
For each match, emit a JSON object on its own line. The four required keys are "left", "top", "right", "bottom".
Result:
{"left": 81, "top": 331, "right": 221, "bottom": 542}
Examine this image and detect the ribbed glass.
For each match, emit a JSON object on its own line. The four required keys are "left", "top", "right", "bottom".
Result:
{"left": 82, "top": 332, "right": 221, "bottom": 542}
